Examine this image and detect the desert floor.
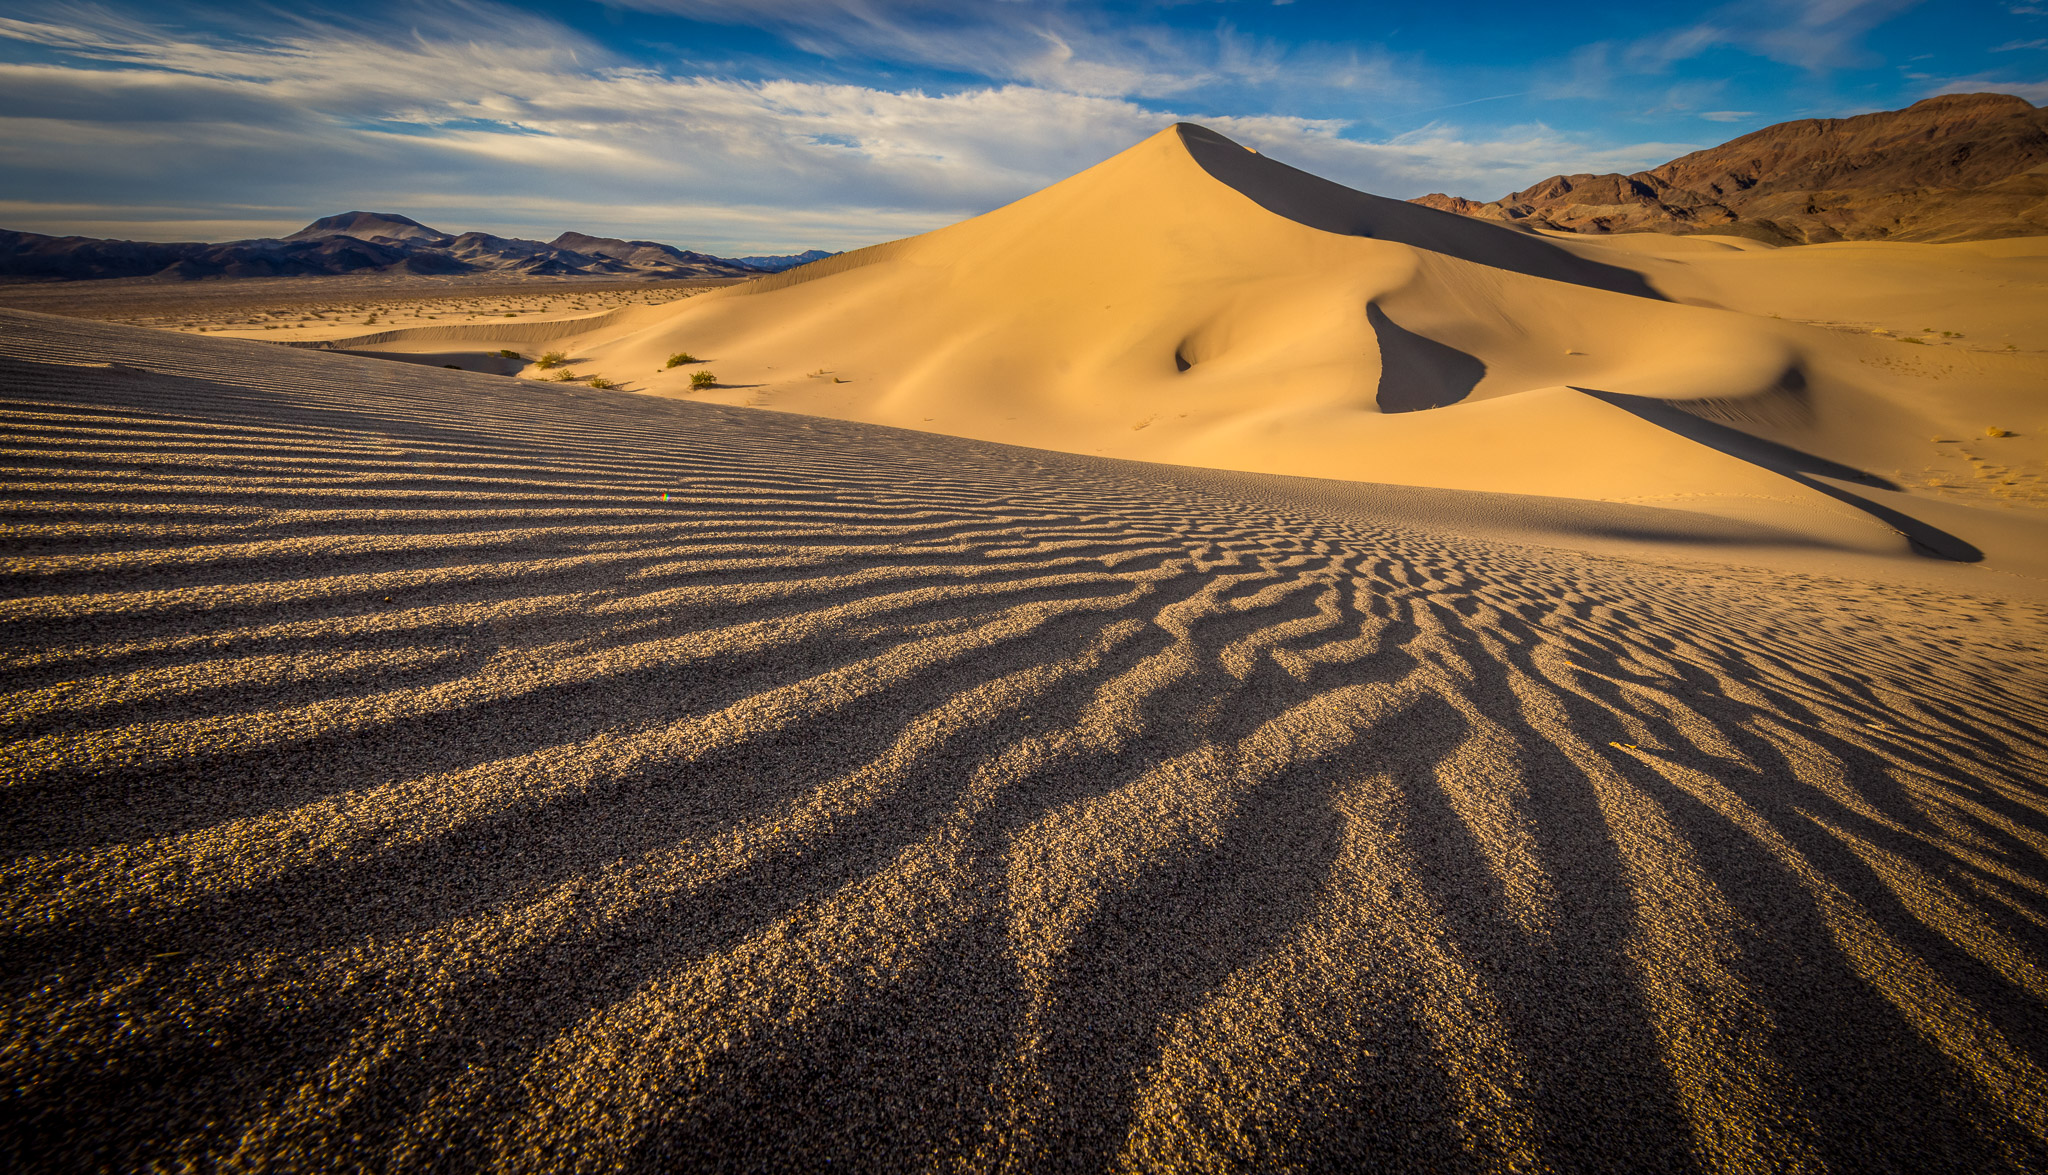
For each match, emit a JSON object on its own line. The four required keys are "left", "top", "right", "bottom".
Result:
{"left": 4, "top": 308, "right": 2048, "bottom": 1172}
{"left": 0, "top": 275, "right": 735, "bottom": 343}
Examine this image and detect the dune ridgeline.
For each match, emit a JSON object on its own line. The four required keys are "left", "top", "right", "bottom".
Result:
{"left": 317, "top": 123, "right": 2048, "bottom": 571}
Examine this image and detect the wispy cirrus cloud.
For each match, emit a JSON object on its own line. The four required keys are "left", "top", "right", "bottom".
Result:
{"left": 1537, "top": 0, "right": 1930, "bottom": 109}
{"left": 607, "top": 0, "right": 1342, "bottom": 99}
{"left": 1625, "top": 0, "right": 1928, "bottom": 72}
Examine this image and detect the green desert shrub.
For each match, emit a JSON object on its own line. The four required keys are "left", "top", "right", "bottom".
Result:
{"left": 535, "top": 351, "right": 568, "bottom": 369}
{"left": 690, "top": 370, "right": 717, "bottom": 389}
{"left": 665, "top": 352, "right": 698, "bottom": 368}
{"left": 554, "top": 370, "right": 581, "bottom": 382}
{"left": 495, "top": 349, "right": 523, "bottom": 360}
{"left": 588, "top": 377, "right": 617, "bottom": 390}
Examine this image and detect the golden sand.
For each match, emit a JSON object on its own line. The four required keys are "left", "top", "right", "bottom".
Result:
{"left": 3, "top": 307, "right": 2047, "bottom": 1170}
{"left": 305, "top": 125, "right": 2048, "bottom": 579}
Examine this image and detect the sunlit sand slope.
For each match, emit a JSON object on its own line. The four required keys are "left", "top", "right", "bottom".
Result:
{"left": 4, "top": 312, "right": 2048, "bottom": 1172}
{"left": 317, "top": 124, "right": 2048, "bottom": 567}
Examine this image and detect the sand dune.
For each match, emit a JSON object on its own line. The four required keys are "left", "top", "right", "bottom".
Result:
{"left": 313, "top": 124, "right": 2048, "bottom": 571}
{"left": 4, "top": 309, "right": 2048, "bottom": 1171}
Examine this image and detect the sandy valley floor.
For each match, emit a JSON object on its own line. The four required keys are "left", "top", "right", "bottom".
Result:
{"left": 3, "top": 310, "right": 2048, "bottom": 1172}
{"left": 0, "top": 276, "right": 735, "bottom": 342}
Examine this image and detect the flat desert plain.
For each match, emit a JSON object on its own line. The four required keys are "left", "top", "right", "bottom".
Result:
{"left": 3, "top": 124, "right": 2048, "bottom": 1173}
{"left": 0, "top": 276, "right": 735, "bottom": 344}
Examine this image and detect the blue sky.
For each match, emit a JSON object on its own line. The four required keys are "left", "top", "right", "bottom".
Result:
{"left": 0, "top": 1, "right": 2042, "bottom": 252}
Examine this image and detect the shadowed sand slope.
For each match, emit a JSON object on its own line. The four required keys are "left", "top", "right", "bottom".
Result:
{"left": 4, "top": 312, "right": 2048, "bottom": 1172}
{"left": 312, "top": 125, "right": 2048, "bottom": 570}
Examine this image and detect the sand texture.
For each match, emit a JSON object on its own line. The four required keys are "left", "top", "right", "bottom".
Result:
{"left": 308, "top": 125, "right": 2048, "bottom": 579}
{"left": 4, "top": 309, "right": 2048, "bottom": 1172}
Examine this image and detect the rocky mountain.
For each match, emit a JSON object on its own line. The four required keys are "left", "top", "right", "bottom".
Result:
{"left": 1411, "top": 93, "right": 2048, "bottom": 245}
{"left": 0, "top": 213, "right": 840, "bottom": 282}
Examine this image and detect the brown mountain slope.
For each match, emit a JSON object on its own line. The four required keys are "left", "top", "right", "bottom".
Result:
{"left": 1412, "top": 93, "right": 2048, "bottom": 244}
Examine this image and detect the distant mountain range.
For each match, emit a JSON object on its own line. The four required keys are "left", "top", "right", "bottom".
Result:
{"left": 1411, "top": 93, "right": 2048, "bottom": 245}
{"left": 0, "top": 211, "right": 840, "bottom": 282}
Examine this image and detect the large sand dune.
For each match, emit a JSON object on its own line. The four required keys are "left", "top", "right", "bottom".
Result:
{"left": 4, "top": 310, "right": 2048, "bottom": 1171}
{"left": 311, "top": 124, "right": 2048, "bottom": 570}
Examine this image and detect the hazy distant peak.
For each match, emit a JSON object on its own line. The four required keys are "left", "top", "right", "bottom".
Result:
{"left": 286, "top": 212, "right": 450, "bottom": 243}
{"left": 728, "top": 249, "right": 838, "bottom": 272}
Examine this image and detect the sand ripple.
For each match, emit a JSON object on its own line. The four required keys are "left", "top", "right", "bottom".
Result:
{"left": 3, "top": 312, "right": 2047, "bottom": 1172}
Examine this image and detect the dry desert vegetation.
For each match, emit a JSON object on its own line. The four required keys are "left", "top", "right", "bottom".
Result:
{"left": 3, "top": 124, "right": 2048, "bottom": 1174}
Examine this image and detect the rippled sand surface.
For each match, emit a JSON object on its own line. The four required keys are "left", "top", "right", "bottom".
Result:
{"left": 4, "top": 310, "right": 2047, "bottom": 1173}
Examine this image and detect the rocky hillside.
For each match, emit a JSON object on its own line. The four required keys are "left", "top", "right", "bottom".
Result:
{"left": 0, "top": 212, "right": 839, "bottom": 282}
{"left": 1412, "top": 93, "right": 2048, "bottom": 244}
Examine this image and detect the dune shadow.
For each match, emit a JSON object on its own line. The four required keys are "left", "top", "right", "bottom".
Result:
{"left": 1578, "top": 387, "right": 1983, "bottom": 562}
{"left": 1370, "top": 303, "right": 1486, "bottom": 413}
{"left": 326, "top": 350, "right": 528, "bottom": 376}
{"left": 1175, "top": 124, "right": 1669, "bottom": 301}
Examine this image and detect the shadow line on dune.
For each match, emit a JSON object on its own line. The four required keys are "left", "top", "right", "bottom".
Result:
{"left": 1369, "top": 303, "right": 1486, "bottom": 413}
{"left": 1577, "top": 387, "right": 1984, "bottom": 562}
{"left": 1175, "top": 123, "right": 1671, "bottom": 301}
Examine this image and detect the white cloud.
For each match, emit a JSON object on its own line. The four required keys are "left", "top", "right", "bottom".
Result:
{"left": 1699, "top": 110, "right": 1756, "bottom": 121}
{"left": 1930, "top": 77, "right": 2048, "bottom": 102}
{"left": 0, "top": 4, "right": 1697, "bottom": 247}
{"left": 1991, "top": 38, "right": 2048, "bottom": 50}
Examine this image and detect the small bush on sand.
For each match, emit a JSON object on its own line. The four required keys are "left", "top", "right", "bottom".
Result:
{"left": 554, "top": 370, "right": 581, "bottom": 382}
{"left": 1987, "top": 426, "right": 2015, "bottom": 438}
{"left": 690, "top": 370, "right": 717, "bottom": 389}
{"left": 665, "top": 352, "right": 697, "bottom": 368}
{"left": 495, "top": 349, "right": 523, "bottom": 360}
{"left": 536, "top": 351, "right": 567, "bottom": 369}
{"left": 588, "top": 377, "right": 617, "bottom": 390}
